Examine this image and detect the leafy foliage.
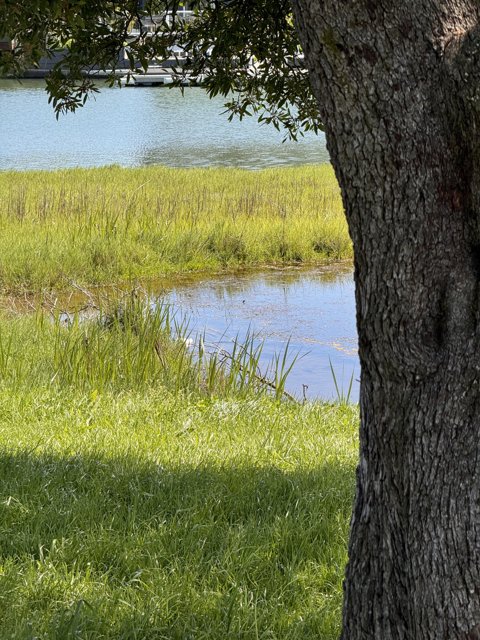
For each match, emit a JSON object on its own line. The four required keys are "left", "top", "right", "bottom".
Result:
{"left": 0, "top": 0, "right": 321, "bottom": 137}
{"left": 177, "top": 1, "right": 321, "bottom": 138}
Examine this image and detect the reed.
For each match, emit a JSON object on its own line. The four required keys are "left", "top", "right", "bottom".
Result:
{"left": 0, "top": 294, "right": 299, "bottom": 400}
{"left": 0, "top": 164, "right": 351, "bottom": 292}
{"left": 329, "top": 358, "right": 355, "bottom": 405}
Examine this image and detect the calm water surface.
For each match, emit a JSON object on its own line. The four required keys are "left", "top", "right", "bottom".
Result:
{"left": 0, "top": 79, "right": 329, "bottom": 170}
{"left": 163, "top": 264, "right": 358, "bottom": 402}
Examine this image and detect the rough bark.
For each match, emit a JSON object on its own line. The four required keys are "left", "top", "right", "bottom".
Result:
{"left": 291, "top": 1, "right": 480, "bottom": 637}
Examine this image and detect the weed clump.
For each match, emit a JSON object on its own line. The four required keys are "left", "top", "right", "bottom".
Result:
{"left": 0, "top": 292, "right": 298, "bottom": 401}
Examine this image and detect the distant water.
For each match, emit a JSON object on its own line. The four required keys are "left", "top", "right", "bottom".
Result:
{"left": 0, "top": 79, "right": 329, "bottom": 171}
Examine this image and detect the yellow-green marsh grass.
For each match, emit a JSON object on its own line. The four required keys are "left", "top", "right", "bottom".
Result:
{"left": 0, "top": 164, "right": 350, "bottom": 292}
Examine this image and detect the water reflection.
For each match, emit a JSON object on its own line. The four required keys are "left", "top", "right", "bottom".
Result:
{"left": 162, "top": 264, "right": 358, "bottom": 401}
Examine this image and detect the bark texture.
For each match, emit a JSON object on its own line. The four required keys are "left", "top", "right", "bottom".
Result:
{"left": 291, "top": 1, "right": 480, "bottom": 638}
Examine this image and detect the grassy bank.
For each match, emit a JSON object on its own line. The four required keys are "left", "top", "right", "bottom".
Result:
{"left": 0, "top": 164, "right": 350, "bottom": 292}
{"left": 0, "top": 302, "right": 358, "bottom": 639}
{"left": 0, "top": 162, "right": 356, "bottom": 637}
{"left": 0, "top": 297, "right": 297, "bottom": 398}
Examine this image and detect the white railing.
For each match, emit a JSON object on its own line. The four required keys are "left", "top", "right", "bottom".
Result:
{"left": 131, "top": 10, "right": 195, "bottom": 34}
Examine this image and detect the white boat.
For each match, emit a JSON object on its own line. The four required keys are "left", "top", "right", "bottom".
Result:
{"left": 119, "top": 69, "right": 173, "bottom": 86}
{"left": 120, "top": 69, "right": 205, "bottom": 87}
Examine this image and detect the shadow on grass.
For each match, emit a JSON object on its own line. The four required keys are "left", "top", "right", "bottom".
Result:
{"left": 0, "top": 451, "right": 355, "bottom": 640}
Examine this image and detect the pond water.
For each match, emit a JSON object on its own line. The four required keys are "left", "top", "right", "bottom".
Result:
{"left": 0, "top": 80, "right": 329, "bottom": 171}
{"left": 162, "top": 264, "right": 358, "bottom": 402}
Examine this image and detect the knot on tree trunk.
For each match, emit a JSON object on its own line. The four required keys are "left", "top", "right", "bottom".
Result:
{"left": 467, "top": 624, "right": 480, "bottom": 640}
{"left": 444, "top": 25, "right": 480, "bottom": 128}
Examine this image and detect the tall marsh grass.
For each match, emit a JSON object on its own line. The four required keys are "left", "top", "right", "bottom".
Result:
{"left": 0, "top": 165, "right": 351, "bottom": 291}
{"left": 0, "top": 295, "right": 298, "bottom": 400}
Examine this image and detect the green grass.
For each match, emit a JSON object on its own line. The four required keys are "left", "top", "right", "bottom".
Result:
{"left": 0, "top": 390, "right": 357, "bottom": 640}
{"left": 0, "top": 301, "right": 358, "bottom": 639}
{"left": 0, "top": 164, "right": 351, "bottom": 292}
{"left": 0, "top": 163, "right": 357, "bottom": 637}
{"left": 0, "top": 297, "right": 298, "bottom": 399}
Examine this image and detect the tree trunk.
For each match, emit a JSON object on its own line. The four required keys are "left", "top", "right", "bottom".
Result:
{"left": 291, "top": 1, "right": 480, "bottom": 637}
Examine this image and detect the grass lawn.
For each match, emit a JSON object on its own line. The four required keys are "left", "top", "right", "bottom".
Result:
{"left": 0, "top": 389, "right": 357, "bottom": 640}
{"left": 0, "top": 302, "right": 358, "bottom": 639}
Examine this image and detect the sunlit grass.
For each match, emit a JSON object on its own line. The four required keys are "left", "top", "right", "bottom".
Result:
{"left": 0, "top": 296, "right": 299, "bottom": 399}
{"left": 0, "top": 388, "right": 357, "bottom": 640}
{"left": 0, "top": 163, "right": 357, "bottom": 637}
{"left": 0, "top": 164, "right": 350, "bottom": 292}
{"left": 0, "top": 296, "right": 358, "bottom": 639}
